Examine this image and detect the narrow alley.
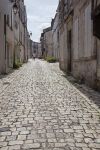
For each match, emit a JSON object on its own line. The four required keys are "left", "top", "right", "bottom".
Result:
{"left": 0, "top": 60, "right": 100, "bottom": 150}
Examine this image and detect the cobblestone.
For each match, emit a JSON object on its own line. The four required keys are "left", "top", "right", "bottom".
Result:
{"left": 0, "top": 59, "right": 100, "bottom": 150}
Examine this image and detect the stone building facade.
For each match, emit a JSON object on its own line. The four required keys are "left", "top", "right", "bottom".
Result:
{"left": 57, "top": 0, "right": 100, "bottom": 90}
{"left": 40, "top": 33, "right": 45, "bottom": 58}
{"left": 14, "top": 0, "right": 28, "bottom": 64}
{"left": 37, "top": 43, "right": 42, "bottom": 58}
{"left": 0, "top": 0, "right": 31, "bottom": 74}
{"left": 72, "top": 0, "right": 96, "bottom": 88}
{"left": 32, "top": 41, "right": 38, "bottom": 58}
{"left": 24, "top": 6, "right": 29, "bottom": 62}
{"left": 92, "top": 0, "right": 100, "bottom": 89}
{"left": 43, "top": 27, "right": 53, "bottom": 58}
{"left": 0, "top": 0, "right": 14, "bottom": 74}
{"left": 30, "top": 41, "right": 42, "bottom": 59}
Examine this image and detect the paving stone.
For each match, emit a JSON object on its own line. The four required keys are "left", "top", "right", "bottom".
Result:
{"left": 0, "top": 132, "right": 11, "bottom": 136}
{"left": 48, "top": 138, "right": 57, "bottom": 143}
{"left": 47, "top": 133, "right": 55, "bottom": 138}
{"left": 22, "top": 143, "right": 41, "bottom": 149}
{"left": 0, "top": 60, "right": 100, "bottom": 150}
{"left": 20, "top": 130, "right": 29, "bottom": 135}
{"left": 24, "top": 139, "right": 33, "bottom": 144}
{"left": 0, "top": 147, "right": 9, "bottom": 150}
{"left": 0, "top": 142, "right": 8, "bottom": 147}
{"left": 8, "top": 145, "right": 21, "bottom": 150}
{"left": 17, "top": 135, "right": 26, "bottom": 140}
{"left": 6, "top": 135, "right": 17, "bottom": 141}
{"left": 0, "top": 136, "right": 6, "bottom": 142}
{"left": 76, "top": 143, "right": 88, "bottom": 148}
{"left": 12, "top": 131, "right": 19, "bottom": 135}
{"left": 55, "top": 143, "right": 67, "bottom": 148}
{"left": 8, "top": 140, "right": 23, "bottom": 146}
{"left": 64, "top": 129, "right": 74, "bottom": 133}
{"left": 89, "top": 143, "right": 100, "bottom": 149}
{"left": 0, "top": 127, "right": 10, "bottom": 132}
{"left": 53, "top": 148, "right": 65, "bottom": 150}
{"left": 82, "top": 148, "right": 91, "bottom": 150}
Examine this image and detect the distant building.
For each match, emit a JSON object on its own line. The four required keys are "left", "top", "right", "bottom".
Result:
{"left": 31, "top": 41, "right": 42, "bottom": 58}
{"left": 33, "top": 42, "right": 38, "bottom": 57}
{"left": 37, "top": 43, "right": 42, "bottom": 58}
{"left": 43, "top": 27, "right": 53, "bottom": 58}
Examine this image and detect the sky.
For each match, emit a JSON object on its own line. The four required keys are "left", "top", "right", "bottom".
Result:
{"left": 24, "top": 0, "right": 58, "bottom": 42}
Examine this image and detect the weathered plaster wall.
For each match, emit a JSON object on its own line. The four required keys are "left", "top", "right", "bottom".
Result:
{"left": 0, "top": 0, "right": 13, "bottom": 73}
{"left": 59, "top": 24, "right": 68, "bottom": 72}
{"left": 72, "top": 0, "right": 97, "bottom": 87}
{"left": 44, "top": 30, "right": 53, "bottom": 57}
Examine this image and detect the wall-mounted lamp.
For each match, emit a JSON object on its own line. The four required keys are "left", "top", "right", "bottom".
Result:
{"left": 29, "top": 32, "right": 32, "bottom": 36}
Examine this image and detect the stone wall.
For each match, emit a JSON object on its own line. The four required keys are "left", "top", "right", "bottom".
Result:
{"left": 72, "top": 0, "right": 97, "bottom": 88}
{"left": 44, "top": 30, "right": 53, "bottom": 57}
{"left": 58, "top": 0, "right": 100, "bottom": 90}
{"left": 0, "top": 0, "right": 13, "bottom": 74}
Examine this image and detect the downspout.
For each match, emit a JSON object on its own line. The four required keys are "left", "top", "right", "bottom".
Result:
{"left": 18, "top": 2, "right": 21, "bottom": 62}
{"left": 4, "top": 14, "right": 7, "bottom": 73}
{"left": 91, "top": 0, "right": 94, "bottom": 19}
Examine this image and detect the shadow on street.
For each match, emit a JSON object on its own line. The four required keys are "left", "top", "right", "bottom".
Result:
{"left": 62, "top": 74, "right": 100, "bottom": 108}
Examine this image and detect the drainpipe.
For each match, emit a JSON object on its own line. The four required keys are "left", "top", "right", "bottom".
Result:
{"left": 4, "top": 14, "right": 7, "bottom": 74}
{"left": 91, "top": 0, "right": 94, "bottom": 19}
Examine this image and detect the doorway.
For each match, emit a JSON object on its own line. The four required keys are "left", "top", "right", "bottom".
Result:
{"left": 93, "top": 11, "right": 100, "bottom": 39}
{"left": 93, "top": 3, "right": 100, "bottom": 39}
{"left": 67, "top": 29, "right": 72, "bottom": 72}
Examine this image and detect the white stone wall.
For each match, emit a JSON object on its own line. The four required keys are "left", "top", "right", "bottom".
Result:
{"left": 72, "top": 0, "right": 97, "bottom": 87}
{"left": 59, "top": 25, "right": 68, "bottom": 71}
{"left": 44, "top": 30, "right": 53, "bottom": 57}
{"left": 58, "top": 0, "right": 99, "bottom": 88}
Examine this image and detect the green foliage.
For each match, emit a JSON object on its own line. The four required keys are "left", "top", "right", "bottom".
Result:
{"left": 13, "top": 61, "right": 22, "bottom": 69}
{"left": 45, "top": 56, "right": 57, "bottom": 63}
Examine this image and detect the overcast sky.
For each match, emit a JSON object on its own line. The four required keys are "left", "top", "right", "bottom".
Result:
{"left": 24, "top": 0, "right": 58, "bottom": 42}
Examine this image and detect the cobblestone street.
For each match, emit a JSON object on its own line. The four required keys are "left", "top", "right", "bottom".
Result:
{"left": 0, "top": 59, "right": 100, "bottom": 150}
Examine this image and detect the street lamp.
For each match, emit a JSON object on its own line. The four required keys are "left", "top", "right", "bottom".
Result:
{"left": 29, "top": 32, "right": 32, "bottom": 36}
